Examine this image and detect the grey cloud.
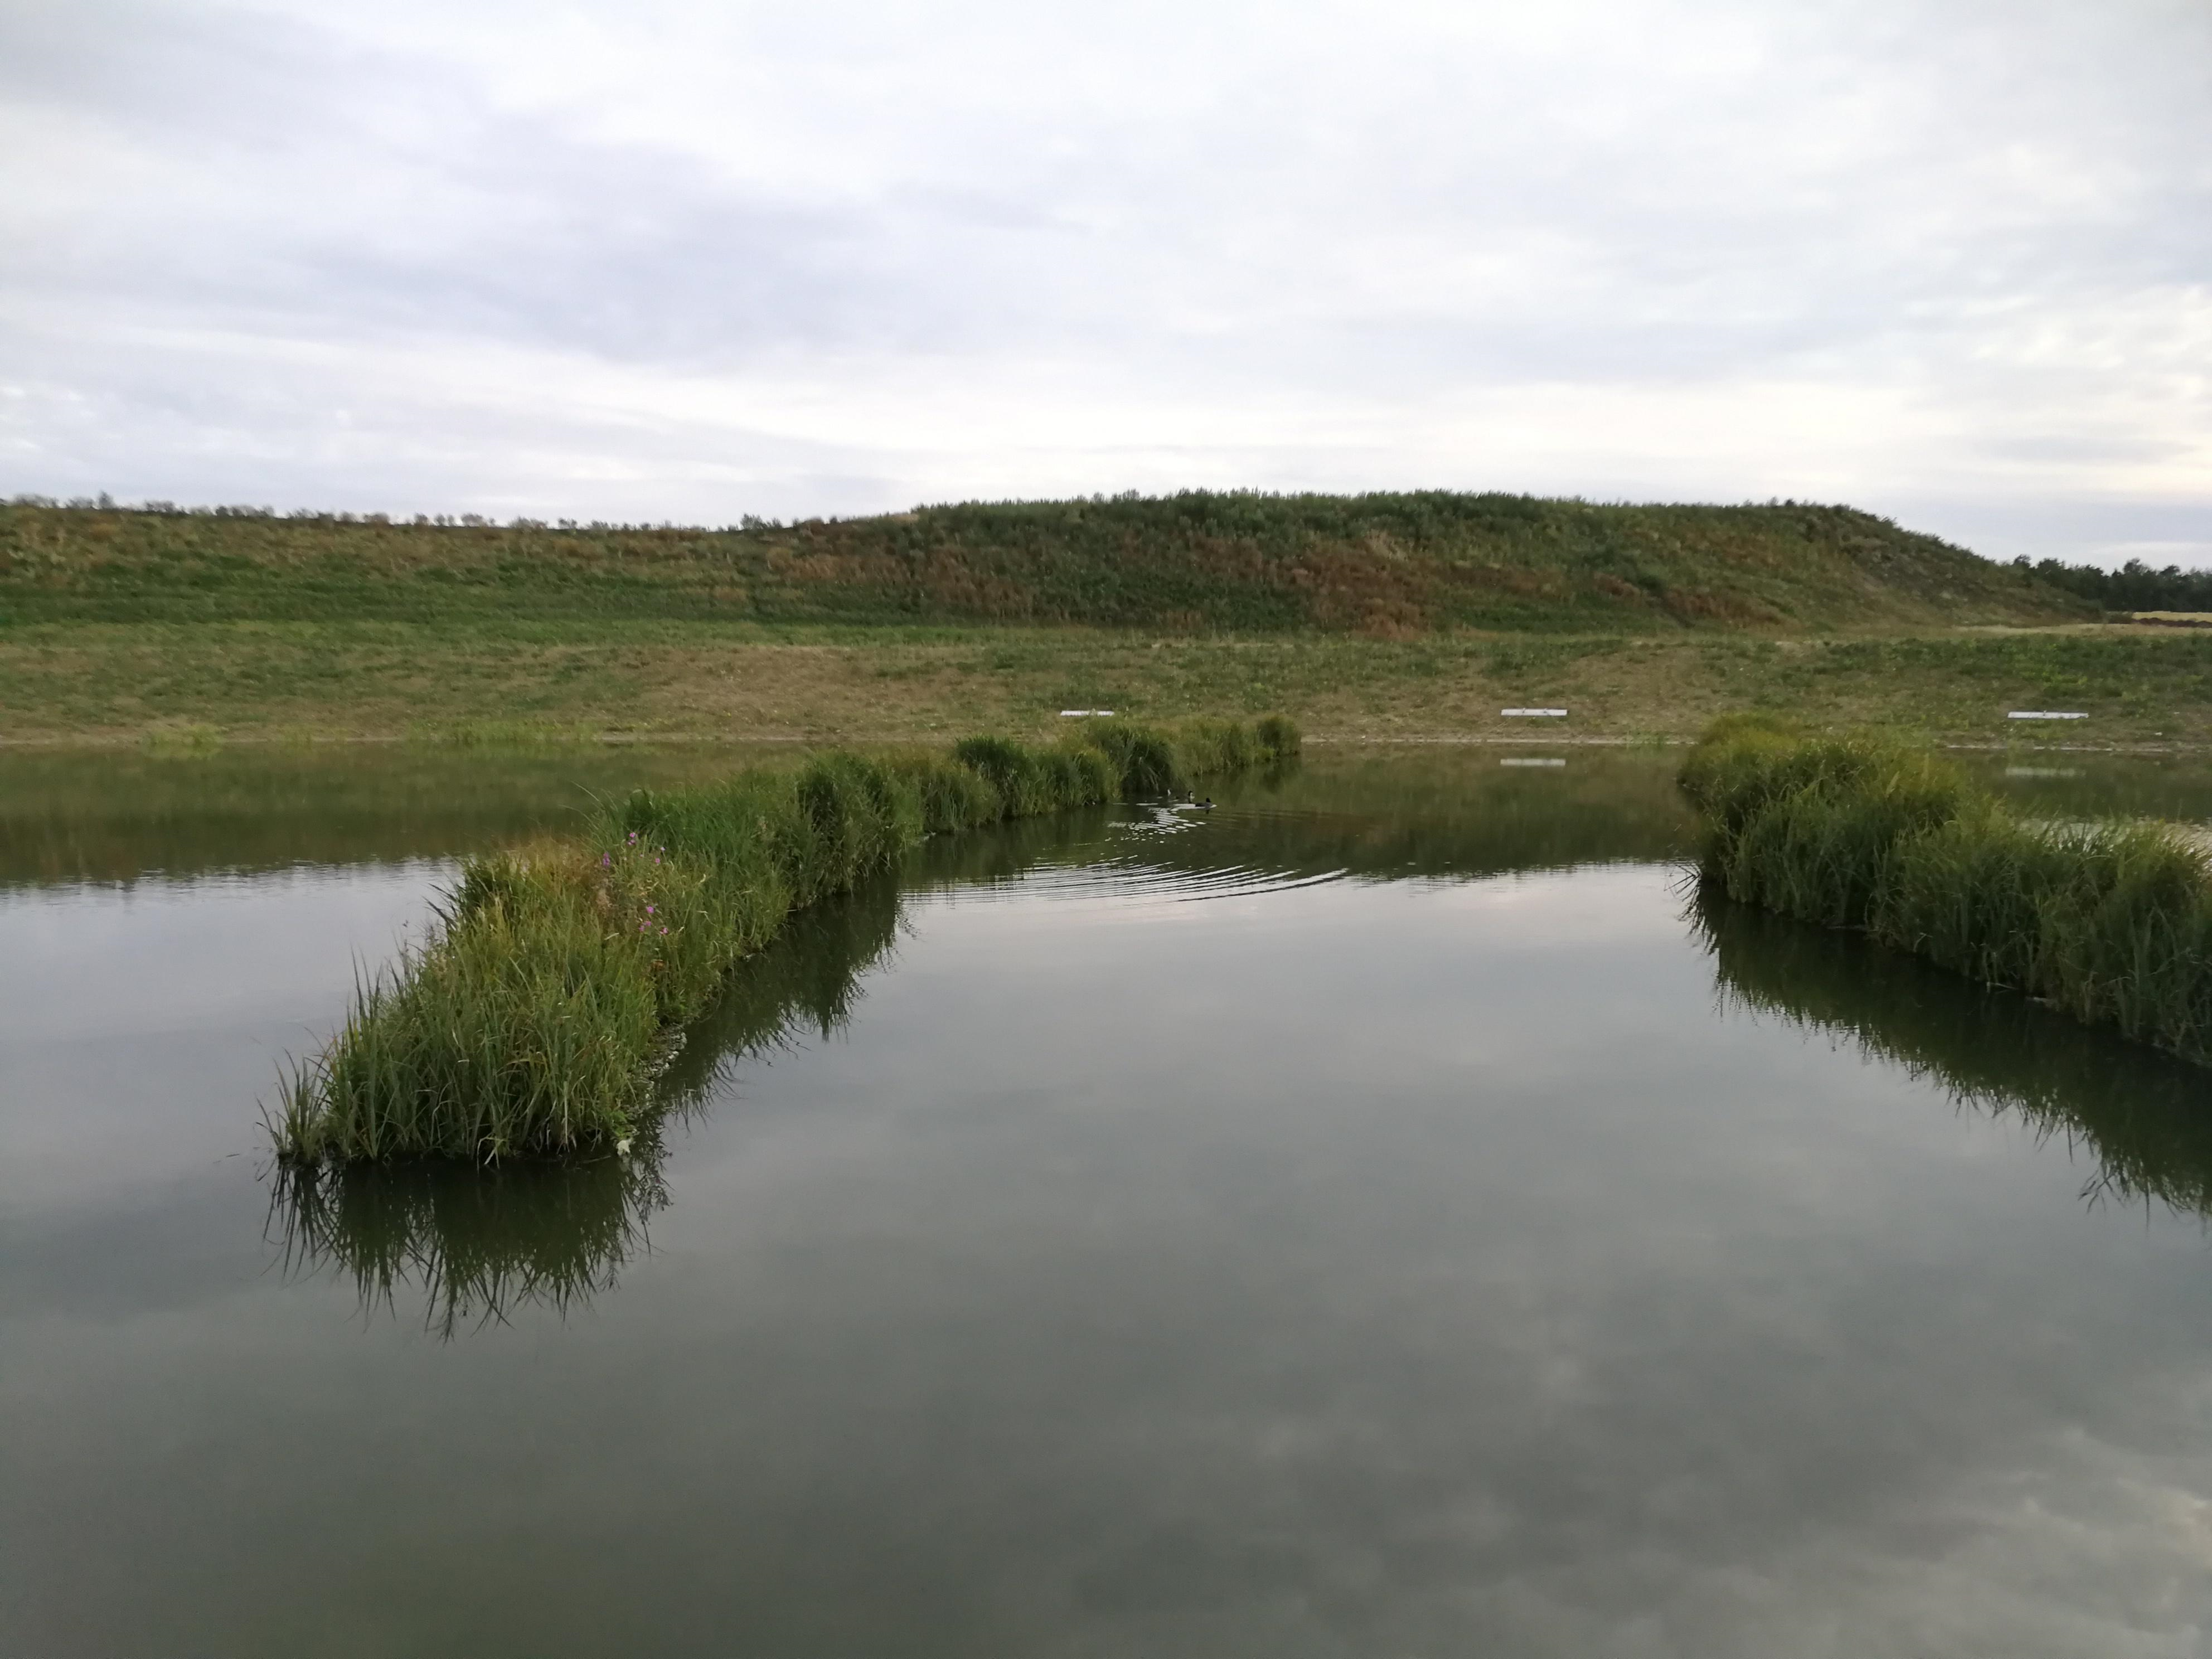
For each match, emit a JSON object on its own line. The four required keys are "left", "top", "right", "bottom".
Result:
{"left": 0, "top": 0, "right": 2206, "bottom": 558}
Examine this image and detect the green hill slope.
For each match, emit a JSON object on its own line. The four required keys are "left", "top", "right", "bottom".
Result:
{"left": 0, "top": 492, "right": 2087, "bottom": 632}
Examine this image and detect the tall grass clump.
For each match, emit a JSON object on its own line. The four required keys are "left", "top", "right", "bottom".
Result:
{"left": 1681, "top": 716, "right": 2212, "bottom": 1065}
{"left": 274, "top": 715, "right": 1298, "bottom": 1165}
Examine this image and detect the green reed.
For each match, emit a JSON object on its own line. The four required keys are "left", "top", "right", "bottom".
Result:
{"left": 1681, "top": 716, "right": 2212, "bottom": 1065}
{"left": 271, "top": 715, "right": 1300, "bottom": 1165}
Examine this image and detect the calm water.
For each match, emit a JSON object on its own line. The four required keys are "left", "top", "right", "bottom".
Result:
{"left": 7, "top": 744, "right": 2212, "bottom": 1657}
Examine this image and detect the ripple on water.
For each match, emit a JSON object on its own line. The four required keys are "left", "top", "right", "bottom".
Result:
{"left": 936, "top": 804, "right": 1355, "bottom": 908}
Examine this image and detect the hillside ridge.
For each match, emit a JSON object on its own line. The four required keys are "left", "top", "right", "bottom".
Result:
{"left": 0, "top": 491, "right": 2088, "bottom": 633}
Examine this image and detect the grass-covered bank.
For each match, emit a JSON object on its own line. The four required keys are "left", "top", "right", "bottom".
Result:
{"left": 8, "top": 619, "right": 2212, "bottom": 749}
{"left": 1681, "top": 719, "right": 2212, "bottom": 1065}
{"left": 271, "top": 715, "right": 1299, "bottom": 1165}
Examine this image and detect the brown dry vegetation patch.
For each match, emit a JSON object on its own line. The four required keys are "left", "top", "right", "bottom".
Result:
{"left": 1663, "top": 588, "right": 1784, "bottom": 625}
{"left": 1297, "top": 539, "right": 1433, "bottom": 631}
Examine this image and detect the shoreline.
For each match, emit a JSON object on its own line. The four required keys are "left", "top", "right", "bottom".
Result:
{"left": 7, "top": 730, "right": 2212, "bottom": 758}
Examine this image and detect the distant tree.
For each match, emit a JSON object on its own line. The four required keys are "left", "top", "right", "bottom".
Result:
{"left": 2016, "top": 555, "right": 2212, "bottom": 613}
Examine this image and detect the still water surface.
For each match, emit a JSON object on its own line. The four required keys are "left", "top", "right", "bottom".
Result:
{"left": 6, "top": 745, "right": 2212, "bottom": 1657}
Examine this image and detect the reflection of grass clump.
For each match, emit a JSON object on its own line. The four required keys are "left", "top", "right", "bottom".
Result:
{"left": 1681, "top": 716, "right": 2212, "bottom": 1064}
{"left": 404, "top": 719, "right": 602, "bottom": 746}
{"left": 270, "top": 1152, "right": 670, "bottom": 1337}
{"left": 1696, "top": 894, "right": 2212, "bottom": 1219}
{"left": 653, "top": 866, "right": 908, "bottom": 1113}
{"left": 275, "top": 865, "right": 915, "bottom": 1331}
{"left": 140, "top": 722, "right": 224, "bottom": 755}
{"left": 273, "top": 716, "right": 1301, "bottom": 1165}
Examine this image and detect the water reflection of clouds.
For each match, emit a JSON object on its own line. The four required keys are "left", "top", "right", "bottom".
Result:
{"left": 0, "top": 864, "right": 448, "bottom": 1216}
{"left": 0, "top": 863, "right": 449, "bottom": 1043}
{"left": 622, "top": 870, "right": 2212, "bottom": 1653}
{"left": 11, "top": 809, "right": 2212, "bottom": 1651}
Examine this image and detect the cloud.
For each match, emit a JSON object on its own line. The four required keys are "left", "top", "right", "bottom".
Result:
{"left": 1, "top": 0, "right": 2206, "bottom": 561}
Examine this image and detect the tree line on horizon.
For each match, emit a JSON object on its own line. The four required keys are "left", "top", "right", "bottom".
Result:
{"left": 2012, "top": 555, "right": 2212, "bottom": 615}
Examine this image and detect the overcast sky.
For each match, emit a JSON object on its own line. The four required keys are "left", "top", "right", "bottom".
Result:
{"left": 2, "top": 0, "right": 2206, "bottom": 564}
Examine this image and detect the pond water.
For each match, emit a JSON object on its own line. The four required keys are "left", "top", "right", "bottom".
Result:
{"left": 6, "top": 743, "right": 2212, "bottom": 1658}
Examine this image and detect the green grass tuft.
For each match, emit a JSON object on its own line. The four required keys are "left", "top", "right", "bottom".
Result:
{"left": 1682, "top": 717, "right": 2212, "bottom": 1064}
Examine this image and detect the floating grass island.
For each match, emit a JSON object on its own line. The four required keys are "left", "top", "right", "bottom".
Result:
{"left": 1682, "top": 717, "right": 2212, "bottom": 1066}
{"left": 273, "top": 715, "right": 1299, "bottom": 1165}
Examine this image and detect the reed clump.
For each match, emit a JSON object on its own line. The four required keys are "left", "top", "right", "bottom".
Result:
{"left": 1681, "top": 716, "right": 2212, "bottom": 1065}
{"left": 273, "top": 715, "right": 1299, "bottom": 1165}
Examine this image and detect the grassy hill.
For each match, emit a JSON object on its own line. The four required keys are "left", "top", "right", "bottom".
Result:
{"left": 0, "top": 492, "right": 2087, "bottom": 633}
{"left": 12, "top": 491, "right": 2192, "bottom": 748}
